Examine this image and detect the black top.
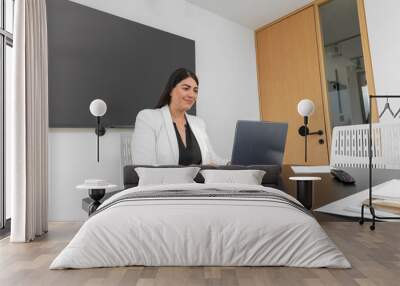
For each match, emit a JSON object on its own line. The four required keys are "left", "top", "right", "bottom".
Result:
{"left": 173, "top": 121, "right": 202, "bottom": 165}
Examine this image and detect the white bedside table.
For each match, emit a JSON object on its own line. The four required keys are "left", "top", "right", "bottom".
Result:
{"left": 77, "top": 180, "right": 117, "bottom": 215}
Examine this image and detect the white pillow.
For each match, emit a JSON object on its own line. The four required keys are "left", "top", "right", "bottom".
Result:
{"left": 200, "top": 169, "right": 266, "bottom": 185}
{"left": 135, "top": 167, "right": 201, "bottom": 186}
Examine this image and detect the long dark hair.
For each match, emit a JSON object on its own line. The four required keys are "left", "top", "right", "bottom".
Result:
{"left": 155, "top": 68, "right": 199, "bottom": 108}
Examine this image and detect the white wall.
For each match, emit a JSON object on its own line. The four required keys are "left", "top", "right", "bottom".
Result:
{"left": 49, "top": 0, "right": 259, "bottom": 221}
{"left": 364, "top": 0, "right": 400, "bottom": 121}
{"left": 49, "top": 129, "right": 128, "bottom": 221}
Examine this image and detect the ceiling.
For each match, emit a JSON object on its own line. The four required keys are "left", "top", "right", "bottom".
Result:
{"left": 186, "top": 0, "right": 313, "bottom": 30}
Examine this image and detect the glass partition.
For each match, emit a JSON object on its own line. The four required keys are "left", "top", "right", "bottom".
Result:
{"left": 319, "top": 0, "right": 368, "bottom": 128}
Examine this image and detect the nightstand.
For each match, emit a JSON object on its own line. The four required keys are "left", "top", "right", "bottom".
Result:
{"left": 289, "top": 176, "right": 321, "bottom": 210}
{"left": 77, "top": 180, "right": 117, "bottom": 215}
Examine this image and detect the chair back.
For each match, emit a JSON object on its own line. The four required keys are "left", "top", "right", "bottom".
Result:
{"left": 330, "top": 122, "right": 400, "bottom": 169}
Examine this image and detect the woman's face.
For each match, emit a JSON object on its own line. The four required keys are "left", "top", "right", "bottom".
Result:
{"left": 170, "top": 77, "right": 198, "bottom": 112}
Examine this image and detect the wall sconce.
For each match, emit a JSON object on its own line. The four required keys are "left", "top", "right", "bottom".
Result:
{"left": 297, "top": 99, "right": 324, "bottom": 162}
{"left": 89, "top": 99, "right": 107, "bottom": 162}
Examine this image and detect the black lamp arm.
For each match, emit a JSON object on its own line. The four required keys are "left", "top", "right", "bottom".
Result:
{"left": 95, "top": 116, "right": 106, "bottom": 162}
{"left": 298, "top": 116, "right": 324, "bottom": 163}
{"left": 308, "top": 130, "right": 324, "bottom": 136}
{"left": 298, "top": 127, "right": 324, "bottom": 136}
{"left": 95, "top": 117, "right": 106, "bottom": 136}
{"left": 298, "top": 116, "right": 323, "bottom": 137}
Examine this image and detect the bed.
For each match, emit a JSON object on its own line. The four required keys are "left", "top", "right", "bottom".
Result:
{"left": 50, "top": 165, "right": 350, "bottom": 269}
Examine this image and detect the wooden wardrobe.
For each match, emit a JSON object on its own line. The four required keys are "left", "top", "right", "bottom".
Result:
{"left": 255, "top": 0, "right": 376, "bottom": 166}
{"left": 256, "top": 5, "right": 330, "bottom": 165}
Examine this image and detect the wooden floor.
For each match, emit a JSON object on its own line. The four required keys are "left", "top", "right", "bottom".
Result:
{"left": 0, "top": 222, "right": 399, "bottom": 286}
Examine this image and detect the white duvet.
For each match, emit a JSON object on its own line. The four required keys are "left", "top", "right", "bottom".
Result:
{"left": 50, "top": 183, "right": 350, "bottom": 269}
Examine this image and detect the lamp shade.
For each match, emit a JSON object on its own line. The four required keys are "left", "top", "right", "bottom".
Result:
{"left": 297, "top": 99, "right": 315, "bottom": 117}
{"left": 89, "top": 99, "right": 107, "bottom": 117}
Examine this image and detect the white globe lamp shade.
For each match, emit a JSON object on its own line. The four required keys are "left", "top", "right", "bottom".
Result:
{"left": 89, "top": 99, "right": 107, "bottom": 117}
{"left": 297, "top": 99, "right": 315, "bottom": 117}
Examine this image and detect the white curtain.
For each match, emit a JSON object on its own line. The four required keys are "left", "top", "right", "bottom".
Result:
{"left": 9, "top": 0, "right": 49, "bottom": 242}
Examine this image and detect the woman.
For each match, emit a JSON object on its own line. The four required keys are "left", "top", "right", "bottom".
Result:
{"left": 132, "top": 68, "right": 227, "bottom": 166}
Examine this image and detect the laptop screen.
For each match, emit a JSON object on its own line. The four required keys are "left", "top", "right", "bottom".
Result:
{"left": 231, "top": 120, "right": 288, "bottom": 166}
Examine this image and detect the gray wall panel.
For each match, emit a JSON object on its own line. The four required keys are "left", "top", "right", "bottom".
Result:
{"left": 47, "top": 0, "right": 196, "bottom": 128}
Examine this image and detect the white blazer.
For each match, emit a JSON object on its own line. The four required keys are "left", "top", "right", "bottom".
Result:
{"left": 132, "top": 105, "right": 227, "bottom": 165}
